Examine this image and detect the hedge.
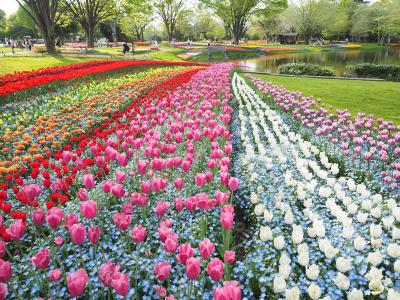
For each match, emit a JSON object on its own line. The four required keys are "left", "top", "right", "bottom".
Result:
{"left": 346, "top": 63, "right": 400, "bottom": 81}
{"left": 278, "top": 63, "right": 336, "bottom": 77}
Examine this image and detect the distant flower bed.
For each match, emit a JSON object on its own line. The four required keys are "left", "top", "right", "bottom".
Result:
{"left": 260, "top": 47, "right": 299, "bottom": 52}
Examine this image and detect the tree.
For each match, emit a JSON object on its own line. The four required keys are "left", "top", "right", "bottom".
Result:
{"left": 68, "top": 0, "right": 119, "bottom": 48}
{"left": 14, "top": 0, "right": 69, "bottom": 54}
{"left": 153, "top": 0, "right": 186, "bottom": 42}
{"left": 200, "top": 0, "right": 287, "bottom": 44}
{"left": 121, "top": 0, "right": 153, "bottom": 42}
{"left": 6, "top": 7, "right": 38, "bottom": 38}
{"left": 0, "top": 9, "right": 6, "bottom": 36}
{"left": 296, "top": 0, "right": 322, "bottom": 44}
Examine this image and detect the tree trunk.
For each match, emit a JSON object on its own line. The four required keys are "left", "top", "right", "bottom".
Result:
{"left": 111, "top": 21, "right": 117, "bottom": 43}
{"left": 44, "top": 33, "right": 57, "bottom": 54}
{"left": 305, "top": 34, "right": 310, "bottom": 45}
{"left": 86, "top": 25, "right": 95, "bottom": 48}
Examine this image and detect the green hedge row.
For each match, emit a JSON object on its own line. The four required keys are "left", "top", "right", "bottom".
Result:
{"left": 346, "top": 63, "right": 400, "bottom": 81}
{"left": 278, "top": 63, "right": 336, "bottom": 77}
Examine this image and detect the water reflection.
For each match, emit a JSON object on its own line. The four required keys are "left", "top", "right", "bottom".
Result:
{"left": 233, "top": 48, "right": 400, "bottom": 76}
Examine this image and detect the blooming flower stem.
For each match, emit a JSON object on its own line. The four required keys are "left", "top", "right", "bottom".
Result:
{"left": 134, "top": 243, "right": 140, "bottom": 300}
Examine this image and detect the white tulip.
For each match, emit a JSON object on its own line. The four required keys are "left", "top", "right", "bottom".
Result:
{"left": 334, "top": 272, "right": 350, "bottom": 290}
{"left": 387, "top": 243, "right": 400, "bottom": 258}
{"left": 279, "top": 263, "right": 291, "bottom": 279}
{"left": 347, "top": 288, "right": 364, "bottom": 300}
{"left": 394, "top": 260, "right": 400, "bottom": 272}
{"left": 273, "top": 275, "right": 286, "bottom": 293}
{"left": 274, "top": 235, "right": 285, "bottom": 250}
{"left": 284, "top": 210, "right": 294, "bottom": 224}
{"left": 336, "top": 257, "right": 352, "bottom": 273}
{"left": 254, "top": 203, "right": 265, "bottom": 215}
{"left": 368, "top": 279, "right": 384, "bottom": 295}
{"left": 291, "top": 225, "right": 304, "bottom": 244}
{"left": 263, "top": 209, "right": 273, "bottom": 222}
{"left": 370, "top": 224, "right": 382, "bottom": 238}
{"left": 382, "top": 216, "right": 394, "bottom": 228}
{"left": 371, "top": 238, "right": 382, "bottom": 249}
{"left": 325, "top": 246, "right": 339, "bottom": 259}
{"left": 308, "top": 283, "right": 321, "bottom": 300}
{"left": 370, "top": 207, "right": 381, "bottom": 219}
{"left": 285, "top": 286, "right": 300, "bottom": 300}
{"left": 259, "top": 226, "right": 273, "bottom": 241}
{"left": 392, "top": 227, "right": 400, "bottom": 239}
{"left": 392, "top": 206, "right": 400, "bottom": 220}
{"left": 388, "top": 288, "right": 400, "bottom": 300}
{"left": 306, "top": 264, "right": 320, "bottom": 280}
{"left": 365, "top": 267, "right": 383, "bottom": 281}
{"left": 356, "top": 212, "right": 368, "bottom": 223}
{"left": 367, "top": 251, "right": 383, "bottom": 266}
{"left": 354, "top": 236, "right": 366, "bottom": 251}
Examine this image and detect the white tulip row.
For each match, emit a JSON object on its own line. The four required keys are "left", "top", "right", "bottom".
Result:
{"left": 232, "top": 73, "right": 400, "bottom": 300}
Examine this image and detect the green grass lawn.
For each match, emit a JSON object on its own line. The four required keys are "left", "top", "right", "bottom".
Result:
{"left": 0, "top": 56, "right": 110, "bottom": 75}
{"left": 148, "top": 47, "right": 185, "bottom": 61}
{"left": 250, "top": 74, "right": 400, "bottom": 124}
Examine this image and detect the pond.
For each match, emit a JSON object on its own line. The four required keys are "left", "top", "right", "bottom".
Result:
{"left": 229, "top": 47, "right": 400, "bottom": 76}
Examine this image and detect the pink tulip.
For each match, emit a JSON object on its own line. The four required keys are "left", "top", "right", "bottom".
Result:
{"left": 7, "top": 219, "right": 26, "bottom": 240}
{"left": 186, "top": 257, "right": 201, "bottom": 280}
{"left": 64, "top": 212, "right": 79, "bottom": 229}
{"left": 46, "top": 207, "right": 64, "bottom": 228}
{"left": 137, "top": 160, "right": 147, "bottom": 175}
{"left": 214, "top": 281, "right": 242, "bottom": 300}
{"left": 67, "top": 268, "right": 88, "bottom": 297}
{"left": 0, "top": 260, "right": 11, "bottom": 283}
{"left": 81, "top": 174, "right": 95, "bottom": 189}
{"left": 195, "top": 173, "right": 206, "bottom": 187}
{"left": 69, "top": 223, "right": 86, "bottom": 245}
{"left": 154, "top": 261, "right": 171, "bottom": 281}
{"left": 113, "top": 213, "right": 131, "bottom": 230}
{"left": 111, "top": 272, "right": 129, "bottom": 296}
{"left": 115, "top": 171, "right": 127, "bottom": 184}
{"left": 80, "top": 200, "right": 97, "bottom": 219}
{"left": 154, "top": 201, "right": 170, "bottom": 217}
{"left": 164, "top": 234, "right": 179, "bottom": 253}
{"left": 156, "top": 285, "right": 167, "bottom": 297}
{"left": 49, "top": 269, "right": 62, "bottom": 282}
{"left": 199, "top": 238, "right": 215, "bottom": 259}
{"left": 174, "top": 197, "right": 184, "bottom": 212}
{"left": 54, "top": 236, "right": 64, "bottom": 247}
{"left": 99, "top": 262, "right": 120, "bottom": 287}
{"left": 224, "top": 251, "right": 236, "bottom": 263}
{"left": 0, "top": 283, "right": 7, "bottom": 300}
{"left": 174, "top": 178, "right": 184, "bottom": 190}
{"left": 131, "top": 225, "right": 146, "bottom": 243}
{"left": 176, "top": 242, "right": 194, "bottom": 264}
{"left": 141, "top": 181, "right": 152, "bottom": 194}
{"left": 122, "top": 203, "right": 133, "bottom": 215}
{"left": 21, "top": 184, "right": 42, "bottom": 201}
{"left": 101, "top": 180, "right": 114, "bottom": 193}
{"left": 165, "top": 296, "right": 176, "bottom": 300}
{"left": 32, "top": 209, "right": 45, "bottom": 225}
{"left": 88, "top": 226, "right": 101, "bottom": 244}
{"left": 228, "top": 177, "right": 239, "bottom": 191}
{"left": 0, "top": 242, "right": 5, "bottom": 259}
{"left": 158, "top": 227, "right": 173, "bottom": 242}
{"left": 77, "top": 188, "right": 88, "bottom": 201}
{"left": 221, "top": 205, "right": 234, "bottom": 230}
{"left": 31, "top": 248, "right": 51, "bottom": 269}
{"left": 130, "top": 192, "right": 147, "bottom": 207}
{"left": 111, "top": 184, "right": 124, "bottom": 198}
{"left": 117, "top": 153, "right": 128, "bottom": 167}
{"left": 207, "top": 258, "right": 224, "bottom": 281}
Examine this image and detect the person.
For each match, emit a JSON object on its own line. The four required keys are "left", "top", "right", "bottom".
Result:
{"left": 122, "top": 42, "right": 130, "bottom": 55}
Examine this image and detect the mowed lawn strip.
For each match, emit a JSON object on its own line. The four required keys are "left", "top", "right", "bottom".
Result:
{"left": 0, "top": 56, "right": 107, "bottom": 75}
{"left": 250, "top": 73, "right": 400, "bottom": 125}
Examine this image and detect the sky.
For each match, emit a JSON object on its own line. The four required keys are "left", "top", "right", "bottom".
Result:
{"left": 2, "top": 0, "right": 19, "bottom": 16}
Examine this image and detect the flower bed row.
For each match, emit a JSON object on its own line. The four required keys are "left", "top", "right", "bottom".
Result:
{"left": 0, "top": 65, "right": 242, "bottom": 299}
{"left": 248, "top": 75, "right": 400, "bottom": 197}
{"left": 230, "top": 73, "right": 400, "bottom": 299}
{"left": 0, "top": 60, "right": 206, "bottom": 98}
{"left": 0, "top": 66, "right": 200, "bottom": 175}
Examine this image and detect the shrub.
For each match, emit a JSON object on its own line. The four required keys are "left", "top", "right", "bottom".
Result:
{"left": 346, "top": 63, "right": 400, "bottom": 81}
{"left": 278, "top": 63, "right": 336, "bottom": 77}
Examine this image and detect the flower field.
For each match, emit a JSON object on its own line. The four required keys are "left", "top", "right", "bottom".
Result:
{"left": 0, "top": 60, "right": 398, "bottom": 299}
